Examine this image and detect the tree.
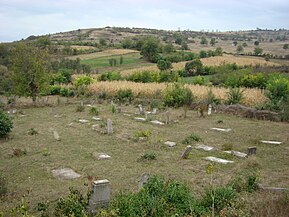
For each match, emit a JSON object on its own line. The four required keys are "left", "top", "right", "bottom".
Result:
{"left": 214, "top": 47, "right": 223, "bottom": 56}
{"left": 140, "top": 37, "right": 160, "bottom": 62}
{"left": 9, "top": 43, "right": 51, "bottom": 102}
{"left": 162, "top": 44, "right": 175, "bottom": 53}
{"left": 283, "top": 44, "right": 289, "bottom": 49}
{"left": 236, "top": 45, "right": 244, "bottom": 53}
{"left": 200, "top": 36, "right": 208, "bottom": 45}
{"left": 254, "top": 47, "right": 263, "bottom": 55}
{"left": 254, "top": 41, "right": 259, "bottom": 46}
{"left": 184, "top": 59, "right": 203, "bottom": 76}
{"left": 157, "top": 59, "right": 172, "bottom": 71}
{"left": 210, "top": 38, "right": 217, "bottom": 46}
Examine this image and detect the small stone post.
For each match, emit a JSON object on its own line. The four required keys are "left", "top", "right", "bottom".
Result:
{"left": 107, "top": 119, "right": 113, "bottom": 134}
{"left": 208, "top": 104, "right": 212, "bottom": 115}
{"left": 247, "top": 147, "right": 257, "bottom": 156}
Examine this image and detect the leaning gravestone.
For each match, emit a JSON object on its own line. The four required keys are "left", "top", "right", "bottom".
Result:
{"left": 88, "top": 179, "right": 111, "bottom": 215}
{"left": 181, "top": 145, "right": 193, "bottom": 159}
{"left": 107, "top": 119, "right": 113, "bottom": 134}
{"left": 247, "top": 147, "right": 257, "bottom": 156}
{"left": 51, "top": 168, "right": 81, "bottom": 180}
{"left": 139, "top": 173, "right": 150, "bottom": 189}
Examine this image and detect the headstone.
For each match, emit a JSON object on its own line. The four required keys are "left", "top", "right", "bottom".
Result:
{"left": 223, "top": 150, "right": 247, "bottom": 158}
{"left": 260, "top": 140, "right": 282, "bottom": 145}
{"left": 195, "top": 144, "right": 215, "bottom": 151}
{"left": 181, "top": 145, "right": 193, "bottom": 159}
{"left": 152, "top": 108, "right": 157, "bottom": 114}
{"left": 79, "top": 119, "right": 89, "bottom": 124}
{"left": 107, "top": 119, "right": 113, "bottom": 134}
{"left": 247, "top": 147, "right": 257, "bottom": 156}
{"left": 150, "top": 120, "right": 165, "bottom": 125}
{"left": 211, "top": 127, "right": 232, "bottom": 132}
{"left": 53, "top": 130, "right": 60, "bottom": 141}
{"left": 165, "top": 109, "right": 171, "bottom": 125}
{"left": 138, "top": 104, "right": 145, "bottom": 115}
{"left": 134, "top": 117, "right": 146, "bottom": 122}
{"left": 92, "top": 124, "right": 100, "bottom": 131}
{"left": 208, "top": 104, "right": 212, "bottom": 115}
{"left": 139, "top": 173, "right": 150, "bottom": 189}
{"left": 51, "top": 168, "right": 81, "bottom": 180}
{"left": 164, "top": 141, "right": 176, "bottom": 147}
{"left": 204, "top": 156, "right": 234, "bottom": 164}
{"left": 92, "top": 117, "right": 102, "bottom": 121}
{"left": 93, "top": 152, "right": 111, "bottom": 160}
{"left": 88, "top": 179, "right": 111, "bottom": 215}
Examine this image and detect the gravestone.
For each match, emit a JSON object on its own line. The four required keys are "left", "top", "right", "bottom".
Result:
{"left": 208, "top": 104, "right": 212, "bottom": 115}
{"left": 211, "top": 127, "right": 232, "bottom": 132}
{"left": 150, "top": 120, "right": 165, "bottom": 125}
{"left": 204, "top": 156, "right": 234, "bottom": 164}
{"left": 107, "top": 119, "right": 113, "bottom": 134}
{"left": 93, "top": 152, "right": 111, "bottom": 160}
{"left": 152, "top": 108, "right": 157, "bottom": 114}
{"left": 247, "top": 147, "right": 257, "bottom": 156}
{"left": 260, "top": 140, "right": 282, "bottom": 145}
{"left": 223, "top": 150, "right": 247, "bottom": 158}
{"left": 164, "top": 141, "right": 176, "bottom": 147}
{"left": 195, "top": 144, "right": 215, "bottom": 151}
{"left": 134, "top": 117, "right": 146, "bottom": 122}
{"left": 138, "top": 104, "right": 145, "bottom": 115}
{"left": 165, "top": 109, "right": 171, "bottom": 125}
{"left": 79, "top": 119, "right": 89, "bottom": 124}
{"left": 51, "top": 168, "right": 81, "bottom": 180}
{"left": 53, "top": 130, "right": 60, "bottom": 141}
{"left": 88, "top": 179, "right": 111, "bottom": 215}
{"left": 139, "top": 173, "right": 150, "bottom": 189}
{"left": 181, "top": 145, "right": 193, "bottom": 159}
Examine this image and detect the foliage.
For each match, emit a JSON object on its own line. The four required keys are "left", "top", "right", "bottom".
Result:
{"left": 236, "top": 45, "right": 244, "bottom": 53}
{"left": 27, "top": 128, "right": 38, "bottom": 135}
{"left": 0, "top": 65, "right": 11, "bottom": 94}
{"left": 254, "top": 47, "right": 263, "bottom": 55}
{"left": 181, "top": 133, "right": 202, "bottom": 144}
{"left": 54, "top": 188, "right": 88, "bottom": 217}
{"left": 76, "top": 104, "right": 85, "bottom": 112}
{"left": 230, "top": 173, "right": 259, "bottom": 193}
{"left": 50, "top": 69, "right": 72, "bottom": 85}
{"left": 266, "top": 76, "right": 289, "bottom": 109}
{"left": 240, "top": 73, "right": 267, "bottom": 89}
{"left": 116, "top": 89, "right": 134, "bottom": 103}
{"left": 135, "top": 130, "right": 152, "bottom": 138}
{"left": 90, "top": 107, "right": 99, "bottom": 116}
{"left": 200, "top": 35, "right": 208, "bottom": 45}
{"left": 74, "top": 75, "right": 94, "bottom": 89}
{"left": 59, "top": 87, "right": 74, "bottom": 97}
{"left": 9, "top": 43, "right": 51, "bottom": 102}
{"left": 140, "top": 36, "right": 161, "bottom": 62}
{"left": 50, "top": 85, "right": 61, "bottom": 95}
{"left": 226, "top": 88, "right": 244, "bottom": 105}
{"left": 141, "top": 151, "right": 157, "bottom": 160}
{"left": 157, "top": 59, "right": 172, "bottom": 71}
{"left": 110, "top": 175, "right": 195, "bottom": 216}
{"left": 283, "top": 44, "right": 289, "bottom": 49}
{"left": 192, "top": 75, "right": 205, "bottom": 85}
{"left": 0, "top": 174, "right": 8, "bottom": 196}
{"left": 162, "top": 83, "right": 193, "bottom": 108}
{"left": 99, "top": 71, "right": 122, "bottom": 81}
{"left": 0, "top": 109, "right": 13, "bottom": 138}
{"left": 128, "top": 71, "right": 159, "bottom": 83}
{"left": 184, "top": 59, "right": 204, "bottom": 76}
{"left": 206, "top": 88, "right": 220, "bottom": 105}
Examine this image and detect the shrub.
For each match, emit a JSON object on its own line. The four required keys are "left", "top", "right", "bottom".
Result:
{"left": 226, "top": 88, "right": 244, "bottom": 105}
{"left": 0, "top": 109, "right": 13, "bottom": 138}
{"left": 99, "top": 72, "right": 122, "bottom": 81}
{"left": 27, "top": 128, "right": 38, "bottom": 135}
{"left": 135, "top": 130, "right": 151, "bottom": 138}
{"left": 54, "top": 188, "right": 88, "bottom": 217}
{"left": 90, "top": 107, "right": 99, "bottom": 116}
{"left": 162, "top": 83, "right": 193, "bottom": 108}
{"left": 59, "top": 87, "right": 73, "bottom": 97}
{"left": 182, "top": 133, "right": 202, "bottom": 144}
{"left": 266, "top": 76, "right": 289, "bottom": 109}
{"left": 116, "top": 89, "right": 134, "bottom": 103}
{"left": 193, "top": 75, "right": 205, "bottom": 85}
{"left": 50, "top": 85, "right": 61, "bottom": 95}
{"left": 240, "top": 73, "right": 267, "bottom": 89}
{"left": 74, "top": 75, "right": 94, "bottom": 89}
{"left": 206, "top": 89, "right": 220, "bottom": 105}
{"left": 184, "top": 59, "right": 204, "bottom": 76}
{"left": 141, "top": 151, "right": 157, "bottom": 160}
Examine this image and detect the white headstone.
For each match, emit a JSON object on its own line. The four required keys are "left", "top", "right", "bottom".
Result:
{"left": 211, "top": 127, "right": 232, "bottom": 132}
{"left": 204, "top": 156, "right": 234, "bottom": 164}
{"left": 223, "top": 150, "right": 247, "bottom": 158}
{"left": 92, "top": 117, "right": 102, "bottom": 121}
{"left": 107, "top": 119, "right": 113, "bottom": 134}
{"left": 150, "top": 120, "right": 165, "bottom": 125}
{"left": 164, "top": 141, "right": 176, "bottom": 147}
{"left": 138, "top": 104, "right": 144, "bottom": 115}
{"left": 79, "top": 119, "right": 89, "bottom": 124}
{"left": 139, "top": 173, "right": 150, "bottom": 189}
{"left": 260, "top": 140, "right": 282, "bottom": 145}
{"left": 195, "top": 144, "right": 215, "bottom": 151}
{"left": 53, "top": 130, "right": 60, "bottom": 141}
{"left": 134, "top": 117, "right": 146, "bottom": 122}
{"left": 51, "top": 168, "right": 81, "bottom": 180}
{"left": 208, "top": 104, "right": 212, "bottom": 115}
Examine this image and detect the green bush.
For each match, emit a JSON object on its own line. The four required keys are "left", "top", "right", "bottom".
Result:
{"left": 0, "top": 109, "right": 13, "bottom": 138}
{"left": 226, "top": 88, "right": 244, "bottom": 105}
{"left": 141, "top": 151, "right": 157, "bottom": 160}
{"left": 116, "top": 89, "right": 134, "bottom": 103}
{"left": 240, "top": 73, "right": 267, "bottom": 89}
{"left": 90, "top": 107, "right": 99, "bottom": 116}
{"left": 74, "top": 75, "right": 94, "bottom": 89}
{"left": 59, "top": 87, "right": 74, "bottom": 97}
{"left": 266, "top": 76, "right": 289, "bottom": 109}
{"left": 181, "top": 133, "right": 202, "bottom": 144}
{"left": 193, "top": 75, "right": 205, "bottom": 85}
{"left": 99, "top": 71, "right": 122, "bottom": 81}
{"left": 162, "top": 83, "right": 193, "bottom": 108}
{"left": 128, "top": 71, "right": 160, "bottom": 83}
{"left": 54, "top": 188, "right": 88, "bottom": 217}
{"left": 50, "top": 85, "right": 61, "bottom": 95}
{"left": 0, "top": 174, "right": 8, "bottom": 196}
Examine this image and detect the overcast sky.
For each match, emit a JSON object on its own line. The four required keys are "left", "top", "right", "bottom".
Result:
{"left": 1, "top": 0, "right": 289, "bottom": 42}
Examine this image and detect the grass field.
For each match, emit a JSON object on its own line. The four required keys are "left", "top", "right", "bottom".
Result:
{"left": 0, "top": 98, "right": 288, "bottom": 215}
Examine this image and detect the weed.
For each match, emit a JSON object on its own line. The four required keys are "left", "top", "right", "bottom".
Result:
{"left": 27, "top": 128, "right": 38, "bottom": 135}
{"left": 141, "top": 151, "right": 157, "bottom": 160}
{"left": 226, "top": 88, "right": 244, "bottom": 105}
{"left": 13, "top": 148, "right": 27, "bottom": 157}
{"left": 76, "top": 105, "right": 85, "bottom": 112}
{"left": 181, "top": 133, "right": 202, "bottom": 144}
{"left": 90, "top": 107, "right": 99, "bottom": 116}
{"left": 0, "top": 109, "right": 13, "bottom": 138}
{"left": 135, "top": 130, "right": 152, "bottom": 138}
{"left": 0, "top": 175, "right": 8, "bottom": 196}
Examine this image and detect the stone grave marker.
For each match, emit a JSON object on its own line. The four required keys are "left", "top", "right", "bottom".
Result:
{"left": 53, "top": 130, "right": 60, "bottom": 141}
{"left": 150, "top": 120, "right": 165, "bottom": 125}
{"left": 79, "top": 119, "right": 89, "bottom": 124}
{"left": 208, "top": 104, "right": 212, "bottom": 115}
{"left": 204, "top": 156, "right": 234, "bottom": 164}
{"left": 107, "top": 119, "right": 113, "bottom": 134}
{"left": 88, "top": 179, "right": 111, "bottom": 215}
{"left": 211, "top": 127, "right": 232, "bottom": 132}
{"left": 139, "top": 173, "right": 150, "bottom": 189}
{"left": 138, "top": 104, "right": 145, "bottom": 115}
{"left": 164, "top": 141, "right": 176, "bottom": 147}
{"left": 223, "top": 150, "right": 247, "bottom": 158}
{"left": 134, "top": 117, "right": 146, "bottom": 122}
{"left": 195, "top": 144, "right": 215, "bottom": 151}
{"left": 181, "top": 145, "right": 193, "bottom": 159}
{"left": 92, "top": 117, "right": 102, "bottom": 121}
{"left": 247, "top": 147, "right": 257, "bottom": 156}
{"left": 260, "top": 140, "right": 282, "bottom": 145}
{"left": 51, "top": 168, "right": 81, "bottom": 180}
{"left": 93, "top": 152, "right": 111, "bottom": 160}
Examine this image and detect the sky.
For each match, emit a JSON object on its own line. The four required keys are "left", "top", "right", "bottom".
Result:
{"left": 1, "top": 0, "right": 289, "bottom": 42}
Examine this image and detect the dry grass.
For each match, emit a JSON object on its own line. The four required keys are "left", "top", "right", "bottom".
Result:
{"left": 88, "top": 81, "right": 267, "bottom": 106}
{"left": 70, "top": 45, "right": 96, "bottom": 50}
{"left": 69, "top": 49, "right": 138, "bottom": 60}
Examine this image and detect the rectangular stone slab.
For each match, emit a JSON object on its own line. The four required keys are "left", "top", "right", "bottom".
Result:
{"left": 204, "top": 156, "right": 234, "bottom": 164}
{"left": 195, "top": 144, "right": 215, "bottom": 151}
{"left": 164, "top": 141, "right": 176, "bottom": 147}
{"left": 211, "top": 128, "right": 232, "bottom": 132}
{"left": 260, "top": 140, "right": 282, "bottom": 145}
{"left": 223, "top": 150, "right": 247, "bottom": 158}
{"left": 150, "top": 120, "right": 165, "bottom": 125}
{"left": 134, "top": 117, "right": 146, "bottom": 121}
